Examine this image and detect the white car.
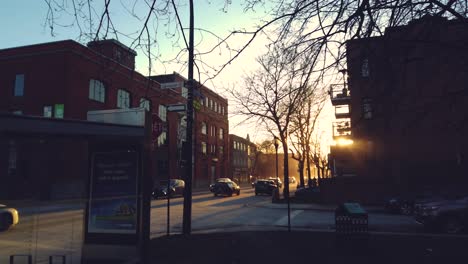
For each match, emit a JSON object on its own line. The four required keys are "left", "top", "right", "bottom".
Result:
{"left": 0, "top": 204, "right": 19, "bottom": 231}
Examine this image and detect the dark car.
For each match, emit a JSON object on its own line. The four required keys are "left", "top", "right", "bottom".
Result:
{"left": 255, "top": 179, "right": 277, "bottom": 196}
{"left": 209, "top": 177, "right": 233, "bottom": 192}
{"left": 295, "top": 187, "right": 321, "bottom": 203}
{"left": 212, "top": 181, "right": 240, "bottom": 197}
{"left": 384, "top": 192, "right": 442, "bottom": 215}
{"left": 152, "top": 179, "right": 185, "bottom": 199}
{"left": 414, "top": 195, "right": 468, "bottom": 234}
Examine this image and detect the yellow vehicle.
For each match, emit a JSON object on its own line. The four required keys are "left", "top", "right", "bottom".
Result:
{"left": 0, "top": 204, "right": 19, "bottom": 231}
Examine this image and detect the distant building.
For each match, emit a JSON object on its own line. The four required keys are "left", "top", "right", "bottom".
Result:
{"left": 151, "top": 73, "right": 229, "bottom": 187}
{"left": 0, "top": 40, "right": 193, "bottom": 199}
{"left": 329, "top": 16, "right": 468, "bottom": 197}
{"left": 228, "top": 134, "right": 257, "bottom": 183}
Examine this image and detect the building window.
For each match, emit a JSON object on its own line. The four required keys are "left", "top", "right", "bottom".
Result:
{"left": 211, "top": 144, "right": 216, "bottom": 154}
{"left": 14, "top": 74, "right": 25, "bottom": 96}
{"left": 205, "top": 97, "right": 209, "bottom": 107}
{"left": 159, "top": 105, "right": 167, "bottom": 121}
{"left": 212, "top": 126, "right": 216, "bottom": 137}
{"left": 362, "top": 98, "right": 373, "bottom": 119}
{"left": 219, "top": 128, "right": 224, "bottom": 140}
{"left": 43, "top": 106, "right": 53, "bottom": 118}
{"left": 219, "top": 146, "right": 224, "bottom": 157}
{"left": 117, "top": 89, "right": 131, "bottom": 108}
{"left": 201, "top": 122, "right": 207, "bottom": 135}
{"left": 157, "top": 104, "right": 167, "bottom": 146}
{"left": 361, "top": 58, "right": 370, "bottom": 77}
{"left": 201, "top": 142, "right": 207, "bottom": 154}
{"left": 89, "top": 79, "right": 106, "bottom": 103}
{"left": 140, "top": 98, "right": 151, "bottom": 111}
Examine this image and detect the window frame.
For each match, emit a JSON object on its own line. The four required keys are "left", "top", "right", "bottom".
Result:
{"left": 201, "top": 122, "right": 207, "bottom": 135}
{"left": 140, "top": 97, "right": 151, "bottom": 112}
{"left": 117, "top": 89, "right": 131, "bottom": 109}
{"left": 89, "top": 79, "right": 106, "bottom": 103}
{"left": 201, "top": 142, "right": 207, "bottom": 155}
{"left": 14, "top": 74, "right": 25, "bottom": 97}
{"left": 43, "top": 105, "right": 53, "bottom": 118}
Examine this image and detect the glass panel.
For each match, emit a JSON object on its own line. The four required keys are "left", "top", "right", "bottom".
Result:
{"left": 14, "top": 74, "right": 24, "bottom": 96}
{"left": 43, "top": 106, "right": 53, "bottom": 118}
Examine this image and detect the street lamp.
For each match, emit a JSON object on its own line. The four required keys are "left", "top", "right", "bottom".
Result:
{"left": 273, "top": 136, "right": 279, "bottom": 181}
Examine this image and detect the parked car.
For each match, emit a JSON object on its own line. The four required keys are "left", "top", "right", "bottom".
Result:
{"left": 384, "top": 192, "right": 442, "bottom": 215}
{"left": 268, "top": 177, "right": 283, "bottom": 188}
{"left": 295, "top": 187, "right": 321, "bottom": 203}
{"left": 0, "top": 204, "right": 19, "bottom": 231}
{"left": 152, "top": 179, "right": 185, "bottom": 199}
{"left": 255, "top": 179, "right": 277, "bottom": 196}
{"left": 212, "top": 181, "right": 240, "bottom": 197}
{"left": 209, "top": 177, "right": 233, "bottom": 192}
{"left": 271, "top": 176, "right": 297, "bottom": 203}
{"left": 414, "top": 194, "right": 468, "bottom": 234}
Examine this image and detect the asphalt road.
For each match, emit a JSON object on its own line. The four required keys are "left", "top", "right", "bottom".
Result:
{"left": 1, "top": 187, "right": 426, "bottom": 263}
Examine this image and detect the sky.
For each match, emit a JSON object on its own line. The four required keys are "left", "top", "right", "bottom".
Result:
{"left": 0, "top": 0, "right": 334, "bottom": 151}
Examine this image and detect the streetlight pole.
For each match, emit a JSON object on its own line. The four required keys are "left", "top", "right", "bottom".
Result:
{"left": 182, "top": 0, "right": 194, "bottom": 235}
{"left": 274, "top": 137, "right": 279, "bottom": 182}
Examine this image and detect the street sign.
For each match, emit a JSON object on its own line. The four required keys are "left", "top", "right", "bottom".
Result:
{"left": 167, "top": 104, "right": 186, "bottom": 112}
{"left": 160, "top": 82, "right": 184, "bottom": 89}
{"left": 55, "top": 104, "right": 64, "bottom": 118}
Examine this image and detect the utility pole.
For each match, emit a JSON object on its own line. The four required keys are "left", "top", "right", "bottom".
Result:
{"left": 182, "top": 0, "right": 195, "bottom": 235}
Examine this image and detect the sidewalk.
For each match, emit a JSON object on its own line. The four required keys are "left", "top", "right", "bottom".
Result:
{"left": 248, "top": 199, "right": 386, "bottom": 213}
{"left": 149, "top": 229, "right": 468, "bottom": 264}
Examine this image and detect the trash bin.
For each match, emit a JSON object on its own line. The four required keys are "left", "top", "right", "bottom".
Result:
{"left": 335, "top": 202, "right": 369, "bottom": 250}
{"left": 335, "top": 202, "right": 368, "bottom": 234}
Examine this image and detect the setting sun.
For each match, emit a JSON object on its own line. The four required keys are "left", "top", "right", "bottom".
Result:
{"left": 332, "top": 138, "right": 354, "bottom": 146}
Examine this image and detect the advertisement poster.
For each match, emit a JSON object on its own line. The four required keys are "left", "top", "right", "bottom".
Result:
{"left": 88, "top": 151, "right": 139, "bottom": 234}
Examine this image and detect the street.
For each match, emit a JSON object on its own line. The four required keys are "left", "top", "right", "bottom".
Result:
{"left": 1, "top": 186, "right": 425, "bottom": 263}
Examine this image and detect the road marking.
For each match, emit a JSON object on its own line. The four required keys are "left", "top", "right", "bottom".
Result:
{"left": 274, "top": 210, "right": 304, "bottom": 226}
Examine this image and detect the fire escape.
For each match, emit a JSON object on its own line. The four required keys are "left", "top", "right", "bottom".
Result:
{"left": 328, "top": 72, "right": 353, "bottom": 177}
{"left": 329, "top": 82, "right": 351, "bottom": 141}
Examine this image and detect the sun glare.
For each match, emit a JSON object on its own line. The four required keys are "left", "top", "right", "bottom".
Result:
{"left": 332, "top": 138, "right": 354, "bottom": 146}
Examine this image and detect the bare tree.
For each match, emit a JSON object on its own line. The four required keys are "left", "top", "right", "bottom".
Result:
{"left": 230, "top": 43, "right": 319, "bottom": 198}
{"left": 43, "top": 1, "right": 468, "bottom": 86}
{"left": 289, "top": 90, "right": 327, "bottom": 188}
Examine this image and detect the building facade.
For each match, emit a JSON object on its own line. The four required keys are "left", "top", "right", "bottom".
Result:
{"left": 228, "top": 134, "right": 257, "bottom": 183}
{"left": 328, "top": 16, "right": 468, "bottom": 196}
{"left": 0, "top": 40, "right": 188, "bottom": 199}
{"left": 151, "top": 73, "right": 229, "bottom": 188}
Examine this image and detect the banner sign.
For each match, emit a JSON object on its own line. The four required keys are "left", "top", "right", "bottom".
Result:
{"left": 88, "top": 151, "right": 139, "bottom": 234}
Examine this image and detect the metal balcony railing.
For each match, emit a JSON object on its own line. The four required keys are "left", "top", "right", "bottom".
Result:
{"left": 329, "top": 84, "right": 351, "bottom": 106}
{"left": 333, "top": 120, "right": 352, "bottom": 139}
{"left": 335, "top": 105, "right": 351, "bottom": 119}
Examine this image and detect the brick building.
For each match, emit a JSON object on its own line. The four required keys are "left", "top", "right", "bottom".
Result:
{"left": 328, "top": 16, "right": 468, "bottom": 198}
{"left": 229, "top": 134, "right": 257, "bottom": 183}
{"left": 151, "top": 73, "right": 229, "bottom": 188}
{"left": 0, "top": 39, "right": 222, "bottom": 198}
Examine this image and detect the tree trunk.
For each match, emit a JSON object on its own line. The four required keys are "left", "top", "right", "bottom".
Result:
{"left": 298, "top": 160, "right": 305, "bottom": 187}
